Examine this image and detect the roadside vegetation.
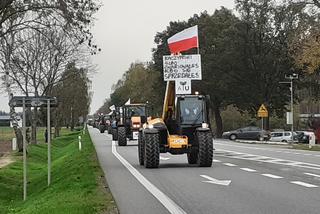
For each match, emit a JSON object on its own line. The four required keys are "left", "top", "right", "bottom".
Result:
{"left": 0, "top": 129, "right": 118, "bottom": 214}
{"left": 291, "top": 144, "right": 320, "bottom": 151}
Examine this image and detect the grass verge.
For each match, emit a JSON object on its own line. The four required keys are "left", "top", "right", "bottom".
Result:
{"left": 290, "top": 144, "right": 320, "bottom": 151}
{"left": 0, "top": 130, "right": 118, "bottom": 214}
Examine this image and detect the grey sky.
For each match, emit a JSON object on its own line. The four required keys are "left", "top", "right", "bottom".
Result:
{"left": 0, "top": 0, "right": 235, "bottom": 113}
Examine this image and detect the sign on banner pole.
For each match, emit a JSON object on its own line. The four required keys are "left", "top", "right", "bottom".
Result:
{"left": 23, "top": 98, "right": 27, "bottom": 201}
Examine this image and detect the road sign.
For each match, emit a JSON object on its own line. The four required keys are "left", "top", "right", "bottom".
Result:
{"left": 258, "top": 104, "right": 268, "bottom": 118}
{"left": 9, "top": 96, "right": 57, "bottom": 107}
{"left": 163, "top": 54, "right": 202, "bottom": 81}
{"left": 286, "top": 112, "right": 293, "bottom": 124}
{"left": 175, "top": 79, "right": 191, "bottom": 94}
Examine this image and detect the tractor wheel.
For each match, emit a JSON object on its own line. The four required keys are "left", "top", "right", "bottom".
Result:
{"left": 112, "top": 128, "right": 118, "bottom": 141}
{"left": 138, "top": 131, "right": 144, "bottom": 165}
{"left": 197, "top": 131, "right": 213, "bottom": 167}
{"left": 187, "top": 150, "right": 198, "bottom": 164}
{"left": 118, "top": 127, "right": 127, "bottom": 146}
{"left": 144, "top": 133, "right": 160, "bottom": 168}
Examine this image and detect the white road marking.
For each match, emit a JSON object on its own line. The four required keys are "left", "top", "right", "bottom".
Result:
{"left": 290, "top": 181, "right": 318, "bottom": 188}
{"left": 215, "top": 142, "right": 319, "bottom": 157}
{"left": 160, "top": 156, "right": 170, "bottom": 161}
{"left": 223, "top": 163, "right": 237, "bottom": 167}
{"left": 240, "top": 168, "right": 257, "bottom": 172}
{"left": 200, "top": 175, "right": 231, "bottom": 186}
{"left": 261, "top": 174, "right": 283, "bottom": 179}
{"left": 304, "top": 172, "right": 320, "bottom": 178}
{"left": 216, "top": 149, "right": 320, "bottom": 171}
{"left": 212, "top": 159, "right": 221, "bottom": 163}
{"left": 111, "top": 141, "right": 186, "bottom": 214}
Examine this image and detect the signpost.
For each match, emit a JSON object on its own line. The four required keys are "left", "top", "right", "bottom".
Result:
{"left": 258, "top": 104, "right": 268, "bottom": 130}
{"left": 9, "top": 96, "right": 57, "bottom": 200}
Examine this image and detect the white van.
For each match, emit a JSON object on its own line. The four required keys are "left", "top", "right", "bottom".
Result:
{"left": 269, "top": 131, "right": 298, "bottom": 142}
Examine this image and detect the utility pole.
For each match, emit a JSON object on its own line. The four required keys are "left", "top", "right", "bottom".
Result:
{"left": 281, "top": 73, "right": 298, "bottom": 143}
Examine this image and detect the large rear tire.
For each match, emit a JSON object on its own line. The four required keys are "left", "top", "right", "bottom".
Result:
{"left": 187, "top": 150, "right": 198, "bottom": 164}
{"left": 197, "top": 131, "right": 213, "bottom": 167}
{"left": 144, "top": 133, "right": 160, "bottom": 168}
{"left": 112, "top": 128, "right": 118, "bottom": 141}
{"left": 118, "top": 127, "right": 127, "bottom": 146}
{"left": 138, "top": 131, "right": 144, "bottom": 165}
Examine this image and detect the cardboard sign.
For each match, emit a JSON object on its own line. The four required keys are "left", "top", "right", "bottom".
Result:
{"left": 175, "top": 79, "right": 191, "bottom": 95}
{"left": 163, "top": 54, "right": 202, "bottom": 81}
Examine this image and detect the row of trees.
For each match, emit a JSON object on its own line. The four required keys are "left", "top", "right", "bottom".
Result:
{"left": 0, "top": 0, "right": 100, "bottom": 145}
{"left": 103, "top": 0, "right": 320, "bottom": 137}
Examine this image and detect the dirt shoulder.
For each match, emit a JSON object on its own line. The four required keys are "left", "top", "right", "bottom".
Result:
{"left": 0, "top": 154, "right": 13, "bottom": 169}
{"left": 0, "top": 141, "right": 13, "bottom": 168}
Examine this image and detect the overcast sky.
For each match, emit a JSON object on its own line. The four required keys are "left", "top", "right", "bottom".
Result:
{"left": 0, "top": 0, "right": 235, "bottom": 113}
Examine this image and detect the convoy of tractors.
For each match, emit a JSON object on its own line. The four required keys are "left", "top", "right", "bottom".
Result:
{"left": 89, "top": 26, "right": 213, "bottom": 168}
{"left": 89, "top": 80, "right": 214, "bottom": 168}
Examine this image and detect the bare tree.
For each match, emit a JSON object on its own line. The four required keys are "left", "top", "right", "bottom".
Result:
{"left": 0, "top": 25, "right": 94, "bottom": 143}
{"left": 0, "top": 0, "right": 101, "bottom": 49}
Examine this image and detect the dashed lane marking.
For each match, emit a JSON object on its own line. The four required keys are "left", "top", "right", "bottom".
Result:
{"left": 261, "top": 174, "right": 283, "bottom": 179}
{"left": 290, "top": 181, "right": 318, "bottom": 188}
{"left": 214, "top": 142, "right": 319, "bottom": 157}
{"left": 304, "top": 172, "right": 320, "bottom": 178}
{"left": 212, "top": 159, "right": 221, "bottom": 163}
{"left": 223, "top": 163, "right": 237, "bottom": 167}
{"left": 240, "top": 168, "right": 257, "bottom": 172}
{"left": 216, "top": 149, "right": 320, "bottom": 171}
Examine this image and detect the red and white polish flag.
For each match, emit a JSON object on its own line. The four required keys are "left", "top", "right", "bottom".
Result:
{"left": 167, "top": 25, "right": 198, "bottom": 54}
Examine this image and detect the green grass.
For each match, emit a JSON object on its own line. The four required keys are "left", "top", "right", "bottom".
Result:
{"left": 0, "top": 127, "right": 72, "bottom": 143}
{"left": 0, "top": 127, "right": 14, "bottom": 142}
{"left": 0, "top": 130, "right": 118, "bottom": 214}
{"left": 291, "top": 144, "right": 320, "bottom": 151}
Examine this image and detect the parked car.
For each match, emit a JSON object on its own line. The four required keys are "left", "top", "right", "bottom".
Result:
{"left": 222, "top": 126, "right": 270, "bottom": 141}
{"left": 295, "top": 131, "right": 314, "bottom": 144}
{"left": 269, "top": 131, "right": 299, "bottom": 143}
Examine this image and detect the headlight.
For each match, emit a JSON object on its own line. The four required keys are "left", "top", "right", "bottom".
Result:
{"left": 148, "top": 124, "right": 154, "bottom": 129}
{"left": 133, "top": 124, "right": 140, "bottom": 128}
{"left": 202, "top": 123, "right": 209, "bottom": 129}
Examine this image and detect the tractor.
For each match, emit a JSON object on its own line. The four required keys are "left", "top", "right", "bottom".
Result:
{"left": 117, "top": 103, "right": 148, "bottom": 146}
{"left": 138, "top": 81, "right": 213, "bottom": 168}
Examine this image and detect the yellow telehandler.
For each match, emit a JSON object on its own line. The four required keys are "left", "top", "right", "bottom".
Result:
{"left": 138, "top": 81, "right": 213, "bottom": 168}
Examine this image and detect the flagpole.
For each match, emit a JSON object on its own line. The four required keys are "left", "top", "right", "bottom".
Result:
{"left": 196, "top": 25, "right": 199, "bottom": 55}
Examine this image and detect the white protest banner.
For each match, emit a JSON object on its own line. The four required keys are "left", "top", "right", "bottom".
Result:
{"left": 175, "top": 79, "right": 191, "bottom": 95}
{"left": 163, "top": 54, "right": 201, "bottom": 81}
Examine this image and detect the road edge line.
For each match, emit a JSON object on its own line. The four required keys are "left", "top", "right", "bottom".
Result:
{"left": 111, "top": 141, "right": 186, "bottom": 214}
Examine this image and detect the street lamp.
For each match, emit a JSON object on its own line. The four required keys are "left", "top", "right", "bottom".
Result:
{"left": 280, "top": 73, "right": 299, "bottom": 143}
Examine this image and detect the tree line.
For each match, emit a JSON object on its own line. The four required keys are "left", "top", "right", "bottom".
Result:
{"left": 0, "top": 0, "right": 100, "bottom": 148}
{"left": 102, "top": 0, "right": 320, "bottom": 137}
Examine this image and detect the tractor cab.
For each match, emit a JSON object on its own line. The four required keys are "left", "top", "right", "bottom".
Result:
{"left": 117, "top": 103, "right": 150, "bottom": 146}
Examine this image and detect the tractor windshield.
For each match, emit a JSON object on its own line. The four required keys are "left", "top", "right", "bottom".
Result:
{"left": 179, "top": 97, "right": 205, "bottom": 125}
{"left": 127, "top": 106, "right": 146, "bottom": 117}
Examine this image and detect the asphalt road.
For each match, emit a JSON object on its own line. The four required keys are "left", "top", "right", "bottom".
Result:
{"left": 89, "top": 127, "right": 320, "bottom": 214}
